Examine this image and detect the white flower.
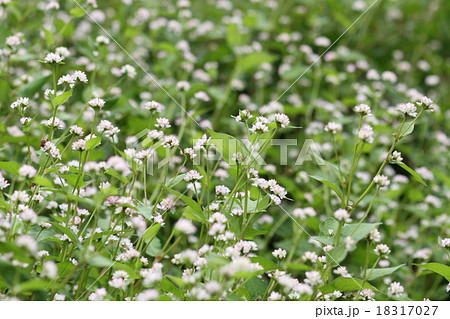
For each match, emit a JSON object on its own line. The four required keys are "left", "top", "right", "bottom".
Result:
{"left": 369, "top": 229, "right": 382, "bottom": 242}
{"left": 354, "top": 103, "right": 371, "bottom": 116}
{"left": 105, "top": 159, "right": 129, "bottom": 178}
{"left": 88, "top": 288, "right": 107, "bottom": 301}
{"left": 324, "top": 122, "right": 342, "bottom": 134}
{"left": 88, "top": 98, "right": 105, "bottom": 109}
{"left": 18, "top": 164, "right": 37, "bottom": 178}
{"left": 387, "top": 282, "right": 405, "bottom": 298}
{"left": 374, "top": 244, "right": 391, "bottom": 256}
{"left": 16, "top": 235, "right": 37, "bottom": 253}
{"left": 345, "top": 236, "right": 355, "bottom": 250}
{"left": 302, "top": 251, "right": 318, "bottom": 263}
{"left": 208, "top": 212, "right": 227, "bottom": 224}
{"left": 292, "top": 207, "right": 316, "bottom": 220}
{"left": 161, "top": 135, "right": 179, "bottom": 148}
{"left": 182, "top": 148, "right": 196, "bottom": 159}
{"left": 175, "top": 218, "right": 197, "bottom": 235}
{"left": 147, "top": 129, "right": 164, "bottom": 140}
{"left": 358, "top": 124, "right": 374, "bottom": 143}
{"left": 220, "top": 256, "right": 263, "bottom": 276}
{"left": 0, "top": 177, "right": 10, "bottom": 189}
{"left": 215, "top": 185, "right": 230, "bottom": 196}
{"left": 194, "top": 91, "right": 210, "bottom": 101}
{"left": 57, "top": 74, "right": 75, "bottom": 87}
{"left": 53, "top": 293, "right": 65, "bottom": 301}
{"left": 304, "top": 271, "right": 322, "bottom": 286}
{"left": 249, "top": 120, "right": 269, "bottom": 134}
{"left": 72, "top": 70, "right": 88, "bottom": 83}
{"left": 42, "top": 117, "right": 65, "bottom": 130}
{"left": 6, "top": 35, "right": 21, "bottom": 48}
{"left": 70, "top": 125, "right": 84, "bottom": 136}
{"left": 397, "top": 102, "right": 417, "bottom": 117}
{"left": 41, "top": 261, "right": 58, "bottom": 279}
{"left": 18, "top": 116, "right": 30, "bottom": 125}
{"left": 334, "top": 208, "right": 349, "bottom": 221}
{"left": 272, "top": 248, "right": 287, "bottom": 259}
{"left": 274, "top": 113, "right": 290, "bottom": 128}
{"left": 43, "top": 52, "right": 64, "bottom": 64}
{"left": 208, "top": 223, "right": 226, "bottom": 236}
{"left": 360, "top": 288, "right": 375, "bottom": 300}
{"left": 120, "top": 64, "right": 136, "bottom": 78}
{"left": 72, "top": 139, "right": 86, "bottom": 151}
{"left": 155, "top": 117, "right": 171, "bottom": 128}
{"left": 268, "top": 291, "right": 284, "bottom": 301}
{"left": 10, "top": 97, "right": 30, "bottom": 110}
{"left": 176, "top": 81, "right": 191, "bottom": 91}
{"left": 389, "top": 150, "right": 403, "bottom": 162}
{"left": 440, "top": 238, "right": 450, "bottom": 248}
{"left": 373, "top": 174, "right": 390, "bottom": 188}
{"left": 19, "top": 208, "right": 38, "bottom": 223}
{"left": 96, "top": 35, "right": 110, "bottom": 45}
{"left": 42, "top": 141, "right": 61, "bottom": 159}
{"left": 184, "top": 170, "right": 203, "bottom": 182}
{"left": 55, "top": 46, "right": 70, "bottom": 57}
{"left": 143, "top": 100, "right": 164, "bottom": 113}
{"left": 108, "top": 271, "right": 129, "bottom": 289}
{"left": 11, "top": 190, "right": 30, "bottom": 203}
{"left": 415, "top": 96, "right": 434, "bottom": 110}
{"left": 230, "top": 208, "right": 243, "bottom": 216}
{"left": 381, "top": 71, "right": 397, "bottom": 83}
{"left": 135, "top": 289, "right": 159, "bottom": 301}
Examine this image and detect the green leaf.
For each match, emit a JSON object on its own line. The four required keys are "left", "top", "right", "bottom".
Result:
{"left": 0, "top": 161, "right": 21, "bottom": 175}
{"left": 141, "top": 224, "right": 161, "bottom": 242}
{"left": 52, "top": 89, "right": 73, "bottom": 107}
{"left": 50, "top": 222, "right": 79, "bottom": 246}
{"left": 320, "top": 277, "right": 378, "bottom": 294}
{"left": 145, "top": 237, "right": 161, "bottom": 257}
{"left": 166, "top": 188, "right": 206, "bottom": 222}
{"left": 243, "top": 227, "right": 267, "bottom": 240}
{"left": 17, "top": 75, "right": 51, "bottom": 98}
{"left": 42, "top": 27, "right": 55, "bottom": 46}
{"left": 249, "top": 257, "right": 278, "bottom": 271}
{"left": 395, "top": 162, "right": 427, "bottom": 186}
{"left": 414, "top": 263, "right": 450, "bottom": 281}
{"left": 400, "top": 121, "right": 415, "bottom": 137}
{"left": 286, "top": 263, "right": 313, "bottom": 271}
{"left": 16, "top": 279, "right": 52, "bottom": 292}
{"left": 226, "top": 23, "right": 246, "bottom": 47}
{"left": 32, "top": 176, "right": 54, "bottom": 188}
{"left": 166, "top": 174, "right": 186, "bottom": 188}
{"left": 22, "top": 115, "right": 37, "bottom": 133}
{"left": 342, "top": 222, "right": 382, "bottom": 242}
{"left": 320, "top": 217, "right": 339, "bottom": 235}
{"left": 85, "top": 137, "right": 101, "bottom": 150}
{"left": 106, "top": 168, "right": 129, "bottom": 183}
{"left": 113, "top": 263, "right": 139, "bottom": 279}
{"left": 60, "top": 174, "right": 86, "bottom": 188}
{"left": 327, "top": 245, "right": 347, "bottom": 264}
{"left": 245, "top": 277, "right": 267, "bottom": 300}
{"left": 367, "top": 264, "right": 405, "bottom": 281}
{"left": 310, "top": 175, "right": 344, "bottom": 201}
{"left": 161, "top": 276, "right": 184, "bottom": 299}
{"left": 314, "top": 217, "right": 339, "bottom": 245}
{"left": 206, "top": 128, "right": 251, "bottom": 166}
{"left": 70, "top": 7, "right": 85, "bottom": 18}
{"left": 88, "top": 255, "right": 114, "bottom": 268}
{"left": 237, "top": 52, "right": 276, "bottom": 72}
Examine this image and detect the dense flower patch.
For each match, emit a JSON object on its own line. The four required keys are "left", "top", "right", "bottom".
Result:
{"left": 0, "top": 0, "right": 449, "bottom": 301}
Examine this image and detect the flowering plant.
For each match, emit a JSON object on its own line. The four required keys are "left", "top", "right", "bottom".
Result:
{"left": 0, "top": 0, "right": 448, "bottom": 301}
